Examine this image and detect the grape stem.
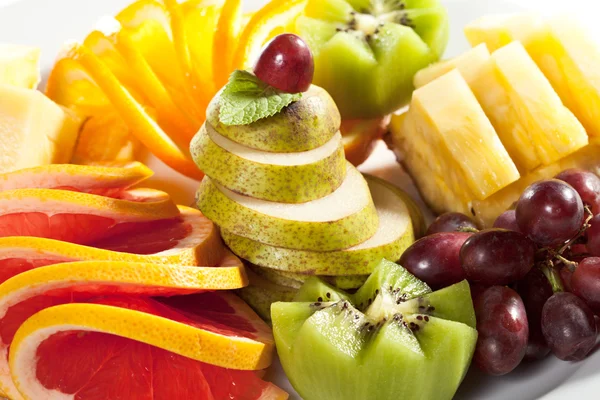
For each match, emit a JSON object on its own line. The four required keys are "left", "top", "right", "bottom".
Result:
{"left": 557, "top": 205, "right": 594, "bottom": 255}
{"left": 540, "top": 261, "right": 564, "bottom": 293}
{"left": 554, "top": 254, "right": 578, "bottom": 272}
{"left": 458, "top": 226, "right": 479, "bottom": 233}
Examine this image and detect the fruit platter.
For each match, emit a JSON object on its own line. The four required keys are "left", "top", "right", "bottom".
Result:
{"left": 1, "top": 0, "right": 600, "bottom": 399}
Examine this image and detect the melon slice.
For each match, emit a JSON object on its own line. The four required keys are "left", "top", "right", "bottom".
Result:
{"left": 197, "top": 162, "right": 378, "bottom": 251}
{"left": 465, "top": 14, "right": 600, "bottom": 138}
{"left": 0, "top": 44, "right": 41, "bottom": 89}
{"left": 222, "top": 175, "right": 415, "bottom": 275}
{"left": 0, "top": 206, "right": 226, "bottom": 283}
{"left": 0, "top": 188, "right": 179, "bottom": 245}
{"left": 0, "top": 261, "right": 275, "bottom": 399}
{"left": 192, "top": 123, "right": 345, "bottom": 203}
{"left": 0, "top": 85, "right": 82, "bottom": 174}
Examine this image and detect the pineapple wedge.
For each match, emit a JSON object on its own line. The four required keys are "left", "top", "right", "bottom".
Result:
{"left": 392, "top": 70, "right": 519, "bottom": 215}
{"left": 0, "top": 85, "right": 82, "bottom": 173}
{"left": 0, "top": 44, "right": 41, "bottom": 89}
{"left": 413, "top": 44, "right": 491, "bottom": 88}
{"left": 465, "top": 14, "right": 600, "bottom": 138}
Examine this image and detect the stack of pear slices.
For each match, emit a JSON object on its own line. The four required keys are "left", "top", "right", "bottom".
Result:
{"left": 192, "top": 85, "right": 422, "bottom": 321}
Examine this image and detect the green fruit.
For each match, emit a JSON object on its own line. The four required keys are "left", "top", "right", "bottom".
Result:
{"left": 237, "top": 269, "right": 297, "bottom": 322}
{"left": 250, "top": 265, "right": 369, "bottom": 290}
{"left": 297, "top": 0, "right": 449, "bottom": 118}
{"left": 197, "top": 162, "right": 378, "bottom": 251}
{"left": 271, "top": 260, "right": 477, "bottom": 400}
{"left": 294, "top": 277, "right": 351, "bottom": 302}
{"left": 221, "top": 174, "right": 414, "bottom": 274}
{"left": 190, "top": 123, "right": 346, "bottom": 203}
{"left": 206, "top": 85, "right": 340, "bottom": 152}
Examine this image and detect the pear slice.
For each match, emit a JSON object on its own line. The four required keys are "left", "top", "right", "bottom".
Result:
{"left": 197, "top": 162, "right": 378, "bottom": 251}
{"left": 237, "top": 269, "right": 297, "bottom": 322}
{"left": 251, "top": 264, "right": 369, "bottom": 290}
{"left": 206, "top": 85, "right": 340, "bottom": 152}
{"left": 190, "top": 122, "right": 346, "bottom": 203}
{"left": 221, "top": 175, "right": 415, "bottom": 275}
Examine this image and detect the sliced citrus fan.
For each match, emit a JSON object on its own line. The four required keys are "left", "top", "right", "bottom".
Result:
{"left": 0, "top": 206, "right": 226, "bottom": 284}
{"left": 60, "top": 42, "right": 203, "bottom": 179}
{"left": 0, "top": 161, "right": 152, "bottom": 194}
{"left": 0, "top": 187, "right": 179, "bottom": 245}
{"left": 213, "top": 0, "right": 243, "bottom": 88}
{"left": 0, "top": 261, "right": 278, "bottom": 399}
{"left": 116, "top": 0, "right": 204, "bottom": 123}
{"left": 233, "top": 0, "right": 307, "bottom": 69}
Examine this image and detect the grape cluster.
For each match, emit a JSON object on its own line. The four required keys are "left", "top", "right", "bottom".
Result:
{"left": 401, "top": 169, "right": 600, "bottom": 375}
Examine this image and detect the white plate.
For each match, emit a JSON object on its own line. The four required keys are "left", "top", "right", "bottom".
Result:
{"left": 0, "top": 0, "right": 598, "bottom": 399}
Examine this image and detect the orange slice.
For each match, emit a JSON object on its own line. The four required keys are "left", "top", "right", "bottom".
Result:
{"left": 0, "top": 206, "right": 226, "bottom": 283}
{"left": 0, "top": 260, "right": 270, "bottom": 399}
{"left": 0, "top": 161, "right": 152, "bottom": 193}
{"left": 233, "top": 0, "right": 308, "bottom": 69}
{"left": 213, "top": 0, "right": 243, "bottom": 88}
{"left": 0, "top": 187, "right": 179, "bottom": 245}
{"left": 62, "top": 42, "right": 203, "bottom": 180}
{"left": 117, "top": 0, "right": 204, "bottom": 122}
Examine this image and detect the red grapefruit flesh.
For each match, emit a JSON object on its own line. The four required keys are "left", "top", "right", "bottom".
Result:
{"left": 0, "top": 206, "right": 225, "bottom": 283}
{"left": 0, "top": 188, "right": 179, "bottom": 245}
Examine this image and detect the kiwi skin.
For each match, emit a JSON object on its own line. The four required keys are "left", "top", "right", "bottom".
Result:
{"left": 271, "top": 259, "right": 478, "bottom": 400}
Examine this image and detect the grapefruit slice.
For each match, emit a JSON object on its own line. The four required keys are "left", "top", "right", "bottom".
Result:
{"left": 9, "top": 302, "right": 287, "bottom": 400}
{"left": 0, "top": 206, "right": 226, "bottom": 283}
{"left": 0, "top": 162, "right": 152, "bottom": 194}
{"left": 0, "top": 260, "right": 275, "bottom": 399}
{"left": 0, "top": 188, "right": 179, "bottom": 245}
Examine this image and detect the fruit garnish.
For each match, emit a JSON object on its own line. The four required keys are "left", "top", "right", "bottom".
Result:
{"left": 233, "top": 0, "right": 308, "bottom": 70}
{"left": 206, "top": 84, "right": 340, "bottom": 152}
{"left": 0, "top": 44, "right": 40, "bottom": 89}
{"left": 0, "top": 261, "right": 273, "bottom": 399}
{"left": 297, "top": 0, "right": 449, "bottom": 118}
{"left": 198, "top": 163, "right": 378, "bottom": 251}
{"left": 217, "top": 69, "right": 303, "bottom": 126}
{"left": 254, "top": 33, "right": 314, "bottom": 93}
{"left": 0, "top": 84, "right": 82, "bottom": 174}
{"left": 473, "top": 286, "right": 528, "bottom": 375}
{"left": 222, "top": 175, "right": 417, "bottom": 275}
{"left": 272, "top": 259, "right": 477, "bottom": 400}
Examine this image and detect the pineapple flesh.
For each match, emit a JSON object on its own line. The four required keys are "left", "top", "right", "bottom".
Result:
{"left": 0, "top": 44, "right": 41, "bottom": 89}
{"left": 392, "top": 70, "right": 520, "bottom": 215}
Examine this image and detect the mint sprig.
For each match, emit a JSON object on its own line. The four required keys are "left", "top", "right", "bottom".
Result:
{"left": 218, "top": 70, "right": 302, "bottom": 126}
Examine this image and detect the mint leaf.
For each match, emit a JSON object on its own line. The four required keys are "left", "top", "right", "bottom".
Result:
{"left": 219, "top": 70, "right": 302, "bottom": 126}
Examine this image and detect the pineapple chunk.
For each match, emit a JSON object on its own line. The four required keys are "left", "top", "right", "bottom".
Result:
{"left": 472, "top": 139, "right": 600, "bottom": 227}
{"left": 470, "top": 41, "right": 588, "bottom": 172}
{"left": 391, "top": 70, "right": 519, "bottom": 214}
{"left": 0, "top": 85, "right": 82, "bottom": 173}
{"left": 465, "top": 14, "right": 600, "bottom": 138}
{"left": 413, "top": 44, "right": 491, "bottom": 88}
{"left": 0, "top": 44, "right": 41, "bottom": 89}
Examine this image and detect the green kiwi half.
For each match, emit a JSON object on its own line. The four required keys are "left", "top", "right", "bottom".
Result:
{"left": 272, "top": 259, "right": 477, "bottom": 400}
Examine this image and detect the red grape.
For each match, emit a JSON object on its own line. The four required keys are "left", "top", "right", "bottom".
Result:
{"left": 426, "top": 212, "right": 477, "bottom": 235}
{"left": 493, "top": 210, "right": 521, "bottom": 232}
{"left": 555, "top": 169, "right": 600, "bottom": 209}
{"left": 587, "top": 214, "right": 600, "bottom": 256}
{"left": 571, "top": 257, "right": 600, "bottom": 313}
{"left": 514, "top": 268, "right": 553, "bottom": 360}
{"left": 473, "top": 286, "right": 528, "bottom": 375}
{"left": 254, "top": 34, "right": 314, "bottom": 93}
{"left": 460, "top": 229, "right": 535, "bottom": 285}
{"left": 559, "top": 267, "right": 574, "bottom": 292}
{"left": 516, "top": 179, "right": 584, "bottom": 247}
{"left": 399, "top": 232, "right": 470, "bottom": 289}
{"left": 541, "top": 292, "right": 597, "bottom": 361}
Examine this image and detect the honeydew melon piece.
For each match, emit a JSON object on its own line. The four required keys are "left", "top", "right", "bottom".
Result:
{"left": 206, "top": 85, "right": 340, "bottom": 152}
{"left": 221, "top": 175, "right": 414, "bottom": 274}
{"left": 0, "top": 85, "right": 82, "bottom": 174}
{"left": 191, "top": 123, "right": 346, "bottom": 203}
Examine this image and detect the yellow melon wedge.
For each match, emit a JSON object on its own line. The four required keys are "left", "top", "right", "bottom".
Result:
{"left": 465, "top": 14, "right": 600, "bottom": 138}
{"left": 0, "top": 44, "right": 40, "bottom": 89}
{"left": 0, "top": 85, "right": 82, "bottom": 174}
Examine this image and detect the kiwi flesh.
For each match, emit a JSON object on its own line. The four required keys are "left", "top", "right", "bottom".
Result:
{"left": 297, "top": 0, "right": 449, "bottom": 118}
{"left": 271, "top": 259, "right": 477, "bottom": 400}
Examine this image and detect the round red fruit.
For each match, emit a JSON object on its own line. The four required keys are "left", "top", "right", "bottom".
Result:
{"left": 254, "top": 34, "right": 314, "bottom": 93}
{"left": 426, "top": 212, "right": 477, "bottom": 235}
